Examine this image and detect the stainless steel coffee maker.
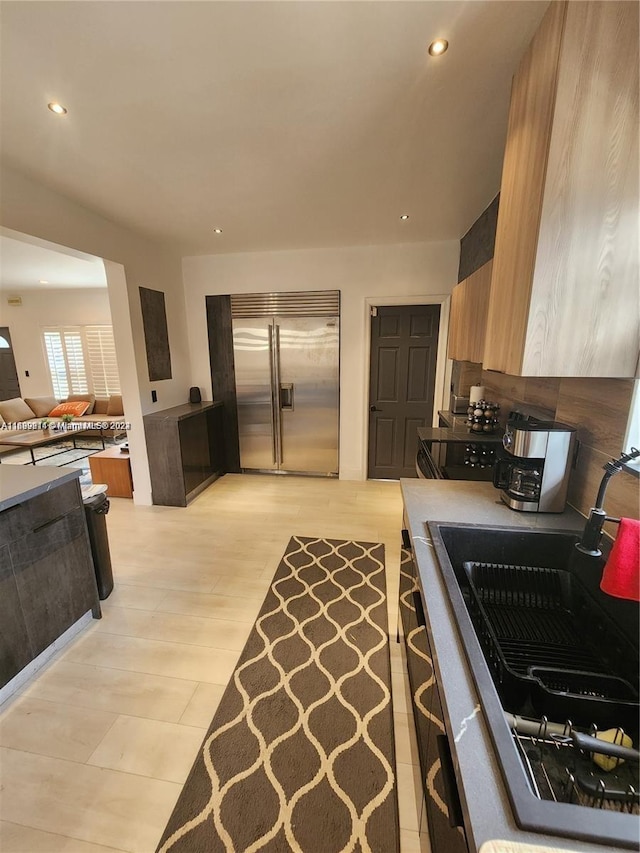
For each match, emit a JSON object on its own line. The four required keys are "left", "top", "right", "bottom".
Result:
{"left": 493, "top": 414, "right": 577, "bottom": 512}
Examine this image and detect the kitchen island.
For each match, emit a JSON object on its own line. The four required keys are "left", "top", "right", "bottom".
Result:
{"left": 0, "top": 466, "right": 100, "bottom": 701}
{"left": 400, "top": 479, "right": 633, "bottom": 853}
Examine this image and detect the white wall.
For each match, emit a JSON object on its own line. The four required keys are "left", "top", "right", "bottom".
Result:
{"left": 0, "top": 287, "right": 113, "bottom": 398}
{"left": 0, "top": 165, "right": 193, "bottom": 504}
{"left": 182, "top": 241, "right": 459, "bottom": 480}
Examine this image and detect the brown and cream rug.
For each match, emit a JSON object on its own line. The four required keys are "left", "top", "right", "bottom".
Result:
{"left": 157, "top": 536, "right": 399, "bottom": 853}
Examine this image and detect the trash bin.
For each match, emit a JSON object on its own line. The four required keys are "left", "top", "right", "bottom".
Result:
{"left": 83, "top": 484, "right": 114, "bottom": 600}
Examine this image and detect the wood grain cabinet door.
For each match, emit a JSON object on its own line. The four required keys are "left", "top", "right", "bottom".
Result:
{"left": 485, "top": 1, "right": 639, "bottom": 378}
{"left": 447, "top": 283, "right": 466, "bottom": 361}
{"left": 447, "top": 261, "right": 492, "bottom": 364}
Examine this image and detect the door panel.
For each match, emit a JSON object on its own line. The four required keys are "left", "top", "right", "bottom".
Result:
{"left": 277, "top": 316, "right": 339, "bottom": 475}
{"left": 368, "top": 305, "right": 440, "bottom": 479}
{"left": 379, "top": 314, "right": 401, "bottom": 337}
{"left": 410, "top": 311, "right": 436, "bottom": 336}
{"left": 0, "top": 327, "right": 21, "bottom": 401}
{"left": 232, "top": 319, "right": 276, "bottom": 470}
{"left": 407, "top": 346, "right": 431, "bottom": 401}
{"left": 377, "top": 347, "right": 400, "bottom": 401}
{"left": 373, "top": 419, "right": 396, "bottom": 468}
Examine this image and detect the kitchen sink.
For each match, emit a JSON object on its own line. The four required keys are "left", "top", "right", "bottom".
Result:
{"left": 428, "top": 521, "right": 640, "bottom": 850}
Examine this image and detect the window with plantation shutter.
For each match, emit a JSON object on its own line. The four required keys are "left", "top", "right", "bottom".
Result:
{"left": 42, "top": 326, "right": 120, "bottom": 399}
{"left": 85, "top": 326, "right": 121, "bottom": 396}
{"left": 43, "top": 329, "right": 88, "bottom": 397}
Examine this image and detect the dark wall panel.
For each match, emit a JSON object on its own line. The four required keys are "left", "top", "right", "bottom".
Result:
{"left": 458, "top": 194, "right": 500, "bottom": 282}
{"left": 206, "top": 295, "right": 241, "bottom": 473}
{"left": 139, "top": 287, "right": 172, "bottom": 381}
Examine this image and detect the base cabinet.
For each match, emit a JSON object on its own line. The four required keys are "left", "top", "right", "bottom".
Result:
{"left": 144, "top": 402, "right": 225, "bottom": 506}
{"left": 0, "top": 478, "right": 100, "bottom": 689}
{"left": 399, "top": 536, "right": 468, "bottom": 852}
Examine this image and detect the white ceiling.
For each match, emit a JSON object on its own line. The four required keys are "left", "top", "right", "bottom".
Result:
{"left": 0, "top": 1, "right": 548, "bottom": 256}
{"left": 0, "top": 234, "right": 107, "bottom": 290}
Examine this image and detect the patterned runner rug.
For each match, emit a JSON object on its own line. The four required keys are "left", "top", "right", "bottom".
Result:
{"left": 157, "top": 536, "right": 399, "bottom": 853}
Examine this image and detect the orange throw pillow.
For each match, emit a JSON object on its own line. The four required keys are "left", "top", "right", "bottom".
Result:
{"left": 48, "top": 401, "right": 90, "bottom": 417}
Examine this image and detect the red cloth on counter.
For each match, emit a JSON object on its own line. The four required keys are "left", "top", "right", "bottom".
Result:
{"left": 600, "top": 518, "right": 640, "bottom": 601}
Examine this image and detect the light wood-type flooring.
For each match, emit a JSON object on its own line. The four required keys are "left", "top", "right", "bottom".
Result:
{"left": 0, "top": 474, "right": 430, "bottom": 853}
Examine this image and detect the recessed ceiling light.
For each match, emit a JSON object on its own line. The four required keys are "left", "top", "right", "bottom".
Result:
{"left": 39, "top": 280, "right": 49, "bottom": 284}
{"left": 213, "top": 228, "right": 223, "bottom": 234}
{"left": 48, "top": 102, "right": 67, "bottom": 115}
{"left": 400, "top": 214, "right": 410, "bottom": 221}
{"left": 428, "top": 39, "right": 449, "bottom": 57}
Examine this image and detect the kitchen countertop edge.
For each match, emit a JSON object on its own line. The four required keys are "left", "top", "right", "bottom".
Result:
{"left": 0, "top": 465, "right": 81, "bottom": 513}
{"left": 399, "top": 478, "right": 617, "bottom": 853}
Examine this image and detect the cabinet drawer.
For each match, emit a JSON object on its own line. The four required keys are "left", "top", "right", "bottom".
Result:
{"left": 10, "top": 507, "right": 86, "bottom": 573}
{"left": 0, "top": 502, "right": 30, "bottom": 544}
{"left": 11, "top": 509, "right": 97, "bottom": 658}
{"left": 27, "top": 480, "right": 80, "bottom": 530}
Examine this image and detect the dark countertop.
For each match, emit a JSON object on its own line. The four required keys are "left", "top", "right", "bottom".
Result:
{"left": 438, "top": 409, "right": 473, "bottom": 428}
{"left": 418, "top": 425, "right": 504, "bottom": 444}
{"left": 142, "top": 401, "right": 222, "bottom": 422}
{"left": 399, "top": 479, "right": 618, "bottom": 853}
{"left": 0, "top": 465, "right": 80, "bottom": 513}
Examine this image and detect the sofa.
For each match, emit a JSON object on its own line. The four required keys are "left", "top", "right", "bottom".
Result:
{"left": 0, "top": 394, "right": 127, "bottom": 456}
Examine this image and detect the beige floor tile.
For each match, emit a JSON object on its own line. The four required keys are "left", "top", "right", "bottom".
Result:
{"left": 394, "top": 712, "right": 419, "bottom": 767}
{"left": 391, "top": 668, "right": 412, "bottom": 715}
{"left": 389, "top": 637, "right": 408, "bottom": 674}
{"left": 0, "top": 747, "right": 179, "bottom": 853}
{"left": 114, "top": 550, "right": 268, "bottom": 578}
{"left": 0, "top": 821, "right": 129, "bottom": 853}
{"left": 178, "top": 682, "right": 226, "bottom": 728}
{"left": 0, "top": 697, "right": 117, "bottom": 764}
{"left": 96, "top": 606, "right": 251, "bottom": 651}
{"left": 209, "top": 573, "right": 271, "bottom": 599}
{"left": 24, "top": 661, "right": 198, "bottom": 722}
{"left": 396, "top": 760, "right": 425, "bottom": 833}
{"left": 111, "top": 565, "right": 220, "bottom": 594}
{"left": 400, "top": 828, "right": 432, "bottom": 853}
{"left": 87, "top": 715, "right": 206, "bottom": 783}
{"left": 155, "top": 590, "right": 263, "bottom": 623}
{"left": 64, "top": 632, "right": 240, "bottom": 685}
{"left": 103, "top": 583, "right": 169, "bottom": 611}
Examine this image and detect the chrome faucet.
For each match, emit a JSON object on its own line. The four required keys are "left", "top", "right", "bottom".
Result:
{"left": 575, "top": 447, "right": 640, "bottom": 557}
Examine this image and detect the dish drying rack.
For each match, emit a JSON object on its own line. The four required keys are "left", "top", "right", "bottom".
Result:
{"left": 508, "top": 716, "right": 639, "bottom": 814}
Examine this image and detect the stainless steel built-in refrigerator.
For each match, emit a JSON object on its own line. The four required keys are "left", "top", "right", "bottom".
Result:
{"left": 231, "top": 291, "right": 339, "bottom": 475}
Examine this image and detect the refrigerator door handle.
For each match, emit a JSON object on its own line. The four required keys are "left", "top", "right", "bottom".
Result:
{"left": 268, "top": 323, "right": 278, "bottom": 466}
{"left": 280, "top": 383, "right": 294, "bottom": 411}
{"left": 273, "top": 324, "right": 283, "bottom": 465}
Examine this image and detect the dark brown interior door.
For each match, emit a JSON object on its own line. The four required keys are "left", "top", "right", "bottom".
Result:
{"left": 0, "top": 327, "right": 21, "bottom": 401}
{"left": 368, "top": 305, "right": 440, "bottom": 479}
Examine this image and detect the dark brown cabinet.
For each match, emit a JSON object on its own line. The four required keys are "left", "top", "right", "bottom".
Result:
{"left": 144, "top": 402, "right": 224, "bottom": 506}
{"left": 399, "top": 533, "right": 468, "bottom": 853}
{"left": 0, "top": 476, "right": 100, "bottom": 690}
{"left": 0, "top": 544, "right": 32, "bottom": 686}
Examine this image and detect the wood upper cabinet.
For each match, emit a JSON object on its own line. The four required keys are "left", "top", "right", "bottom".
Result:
{"left": 448, "top": 259, "right": 492, "bottom": 363}
{"left": 484, "top": 1, "right": 639, "bottom": 378}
